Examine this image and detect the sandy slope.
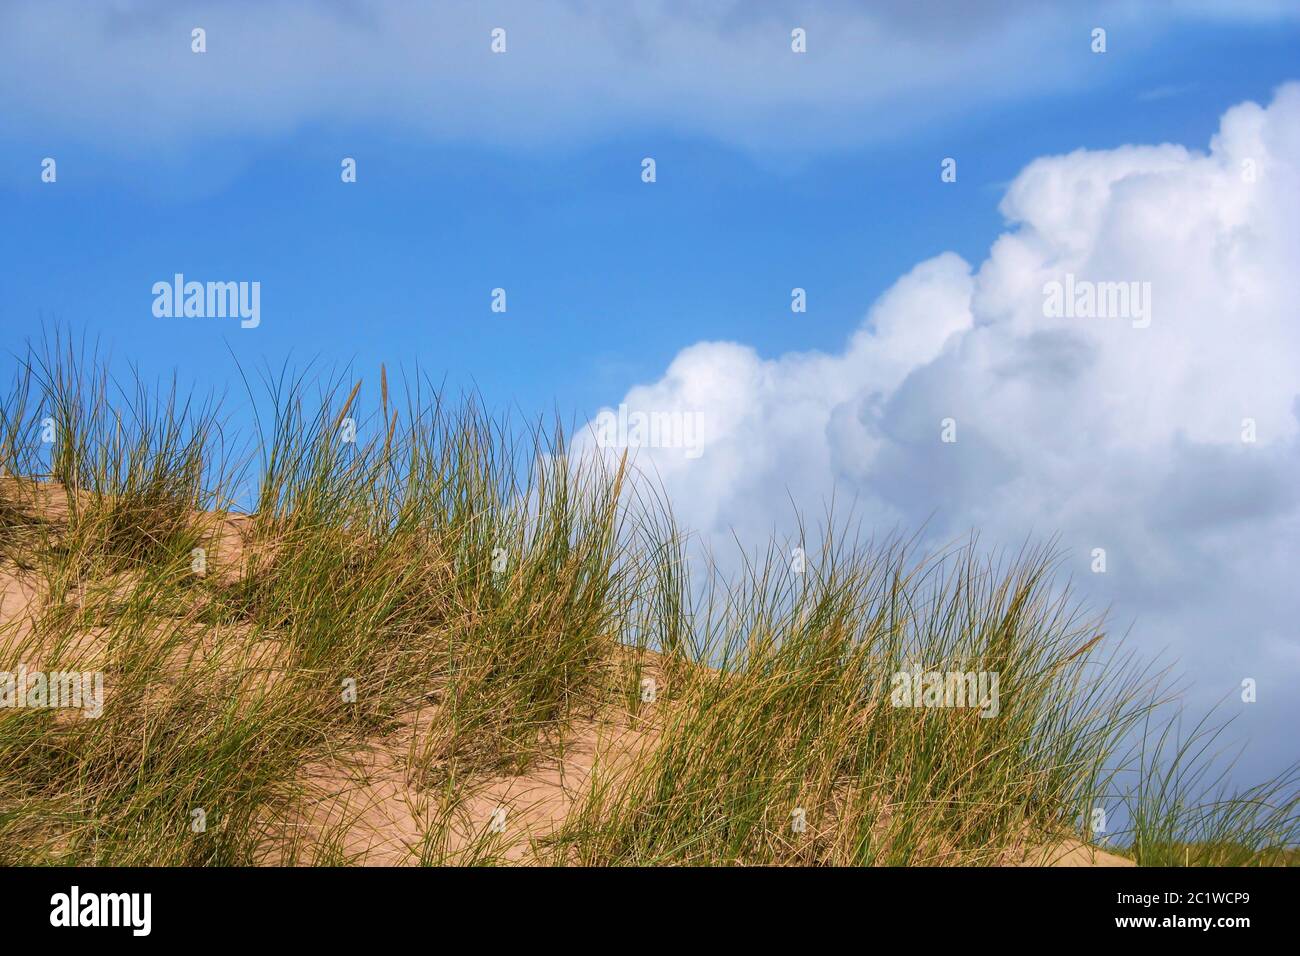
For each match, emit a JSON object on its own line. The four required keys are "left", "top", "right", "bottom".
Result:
{"left": 0, "top": 479, "right": 1133, "bottom": 867}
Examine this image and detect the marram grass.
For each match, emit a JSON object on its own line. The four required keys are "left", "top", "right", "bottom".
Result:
{"left": 0, "top": 336, "right": 1294, "bottom": 866}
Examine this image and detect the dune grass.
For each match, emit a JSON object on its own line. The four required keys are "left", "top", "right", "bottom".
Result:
{"left": 0, "top": 335, "right": 1295, "bottom": 866}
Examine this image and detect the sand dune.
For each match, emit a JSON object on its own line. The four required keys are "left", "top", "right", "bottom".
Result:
{"left": 0, "top": 478, "right": 1140, "bottom": 866}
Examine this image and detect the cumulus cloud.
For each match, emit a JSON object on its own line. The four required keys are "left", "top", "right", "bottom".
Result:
{"left": 578, "top": 85, "right": 1300, "bottom": 780}
{"left": 0, "top": 0, "right": 1291, "bottom": 154}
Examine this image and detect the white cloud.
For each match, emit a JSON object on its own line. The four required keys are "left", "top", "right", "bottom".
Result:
{"left": 1, "top": 0, "right": 1292, "bottom": 154}
{"left": 579, "top": 84, "right": 1300, "bottom": 780}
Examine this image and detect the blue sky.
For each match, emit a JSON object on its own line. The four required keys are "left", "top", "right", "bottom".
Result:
{"left": 2, "top": 6, "right": 1295, "bottom": 421}
{"left": 3, "top": 1, "right": 1300, "bottom": 789}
